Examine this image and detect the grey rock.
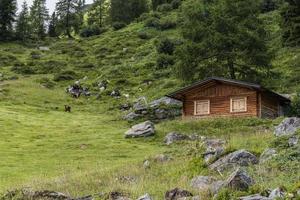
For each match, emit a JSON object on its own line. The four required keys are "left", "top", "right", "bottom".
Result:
{"left": 133, "top": 97, "right": 148, "bottom": 112}
{"left": 239, "top": 194, "right": 271, "bottom": 200}
{"left": 190, "top": 176, "right": 216, "bottom": 190}
{"left": 109, "top": 192, "right": 131, "bottom": 200}
{"left": 149, "top": 97, "right": 182, "bottom": 108}
{"left": 203, "top": 139, "right": 226, "bottom": 163}
{"left": 288, "top": 135, "right": 299, "bottom": 147}
{"left": 165, "top": 188, "right": 193, "bottom": 200}
{"left": 137, "top": 193, "right": 152, "bottom": 200}
{"left": 226, "top": 169, "right": 254, "bottom": 191}
{"left": 269, "top": 188, "right": 285, "bottom": 199}
{"left": 164, "top": 132, "right": 203, "bottom": 145}
{"left": 259, "top": 148, "right": 277, "bottom": 163}
{"left": 210, "top": 180, "right": 225, "bottom": 195}
{"left": 154, "top": 154, "right": 172, "bottom": 163}
{"left": 209, "top": 150, "right": 258, "bottom": 172}
{"left": 177, "top": 197, "right": 200, "bottom": 200}
{"left": 73, "top": 195, "right": 93, "bottom": 200}
{"left": 143, "top": 160, "right": 150, "bottom": 169}
{"left": 123, "top": 112, "right": 142, "bottom": 121}
{"left": 39, "top": 46, "right": 50, "bottom": 51}
{"left": 125, "top": 121, "right": 155, "bottom": 138}
{"left": 274, "top": 117, "right": 300, "bottom": 137}
{"left": 33, "top": 190, "right": 70, "bottom": 200}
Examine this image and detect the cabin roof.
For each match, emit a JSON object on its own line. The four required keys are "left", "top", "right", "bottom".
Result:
{"left": 166, "top": 77, "right": 291, "bottom": 103}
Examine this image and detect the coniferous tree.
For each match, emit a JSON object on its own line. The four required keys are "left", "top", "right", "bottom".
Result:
{"left": 30, "top": 0, "right": 49, "bottom": 39}
{"left": 48, "top": 12, "right": 58, "bottom": 37}
{"left": 176, "top": 0, "right": 272, "bottom": 82}
{"left": 281, "top": 0, "right": 300, "bottom": 46}
{"left": 56, "top": 0, "right": 78, "bottom": 38}
{"left": 0, "top": 0, "right": 17, "bottom": 41}
{"left": 87, "top": 0, "right": 108, "bottom": 27}
{"left": 16, "top": 1, "right": 31, "bottom": 41}
{"left": 74, "top": 0, "right": 85, "bottom": 34}
{"left": 110, "top": 0, "right": 148, "bottom": 24}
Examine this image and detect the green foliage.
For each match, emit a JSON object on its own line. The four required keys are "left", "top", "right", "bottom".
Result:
{"left": 15, "top": 1, "right": 31, "bottom": 41}
{"left": 11, "top": 64, "right": 35, "bottom": 75}
{"left": 171, "top": 0, "right": 182, "bottom": 9}
{"left": 144, "top": 17, "right": 161, "bottom": 28}
{"left": 158, "top": 18, "right": 177, "bottom": 30}
{"left": 112, "top": 22, "right": 127, "bottom": 30}
{"left": 281, "top": 0, "right": 300, "bottom": 47}
{"left": 157, "top": 3, "right": 173, "bottom": 12}
{"left": 29, "top": 0, "right": 49, "bottom": 39}
{"left": 290, "top": 92, "right": 300, "bottom": 117}
{"left": 214, "top": 188, "right": 232, "bottom": 200}
{"left": 80, "top": 25, "right": 107, "bottom": 37}
{"left": 156, "top": 54, "right": 175, "bottom": 69}
{"left": 37, "top": 77, "right": 56, "bottom": 89}
{"left": 137, "top": 31, "right": 152, "bottom": 39}
{"left": 53, "top": 70, "right": 78, "bottom": 81}
{"left": 0, "top": 0, "right": 17, "bottom": 41}
{"left": 48, "top": 12, "right": 58, "bottom": 37}
{"left": 156, "top": 38, "right": 175, "bottom": 55}
{"left": 176, "top": 0, "right": 272, "bottom": 82}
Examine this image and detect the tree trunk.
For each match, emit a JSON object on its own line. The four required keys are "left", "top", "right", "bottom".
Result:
{"left": 228, "top": 59, "right": 236, "bottom": 79}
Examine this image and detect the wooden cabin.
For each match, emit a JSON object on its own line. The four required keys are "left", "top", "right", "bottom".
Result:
{"left": 167, "top": 77, "right": 291, "bottom": 119}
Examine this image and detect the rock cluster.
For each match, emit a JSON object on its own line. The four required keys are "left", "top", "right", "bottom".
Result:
{"left": 66, "top": 82, "right": 90, "bottom": 98}
{"left": 274, "top": 117, "right": 300, "bottom": 136}
{"left": 203, "top": 139, "right": 226, "bottom": 163}
{"left": 124, "top": 97, "right": 182, "bottom": 121}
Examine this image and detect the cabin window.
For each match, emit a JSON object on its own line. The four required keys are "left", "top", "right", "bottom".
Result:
{"left": 230, "top": 97, "right": 247, "bottom": 113}
{"left": 194, "top": 100, "right": 210, "bottom": 115}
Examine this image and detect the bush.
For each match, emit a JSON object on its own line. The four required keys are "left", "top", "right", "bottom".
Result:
{"left": 11, "top": 64, "right": 35, "bottom": 75}
{"left": 156, "top": 38, "right": 175, "bottom": 55}
{"left": 138, "top": 31, "right": 152, "bottom": 40}
{"left": 144, "top": 17, "right": 160, "bottom": 28}
{"left": 156, "top": 54, "right": 175, "bottom": 69}
{"left": 290, "top": 92, "right": 300, "bottom": 117}
{"left": 53, "top": 70, "right": 78, "bottom": 82}
{"left": 80, "top": 25, "right": 107, "bottom": 37}
{"left": 171, "top": 0, "right": 182, "bottom": 9}
{"left": 112, "top": 22, "right": 127, "bottom": 30}
{"left": 159, "top": 18, "right": 177, "bottom": 30}
{"left": 38, "top": 60, "right": 65, "bottom": 74}
{"left": 157, "top": 3, "right": 173, "bottom": 12}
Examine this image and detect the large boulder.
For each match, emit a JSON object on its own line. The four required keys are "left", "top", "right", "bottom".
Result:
{"left": 125, "top": 121, "right": 155, "bottom": 138}
{"left": 226, "top": 169, "right": 254, "bottom": 191}
{"left": 209, "top": 150, "right": 258, "bottom": 172}
{"left": 164, "top": 132, "right": 204, "bottom": 145}
{"left": 203, "top": 139, "right": 226, "bottom": 163}
{"left": 165, "top": 188, "right": 193, "bottom": 200}
{"left": 239, "top": 194, "right": 271, "bottom": 200}
{"left": 268, "top": 188, "right": 285, "bottom": 199}
{"left": 259, "top": 148, "right": 277, "bottom": 164}
{"left": 149, "top": 97, "right": 182, "bottom": 108}
{"left": 274, "top": 117, "right": 300, "bottom": 137}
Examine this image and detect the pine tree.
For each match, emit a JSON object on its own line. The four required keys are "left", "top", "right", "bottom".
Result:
{"left": 176, "top": 0, "right": 272, "bottom": 82}
{"left": 281, "top": 0, "right": 300, "bottom": 46}
{"left": 87, "top": 0, "right": 108, "bottom": 27}
{"left": 30, "top": 0, "right": 49, "bottom": 39}
{"left": 110, "top": 0, "right": 148, "bottom": 24}
{"left": 16, "top": 1, "right": 31, "bottom": 41}
{"left": 48, "top": 12, "right": 58, "bottom": 37}
{"left": 74, "top": 0, "right": 85, "bottom": 34}
{"left": 56, "top": 0, "right": 78, "bottom": 38}
{"left": 0, "top": 0, "right": 17, "bottom": 41}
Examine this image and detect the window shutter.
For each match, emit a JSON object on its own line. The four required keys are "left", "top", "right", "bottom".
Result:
{"left": 231, "top": 97, "right": 247, "bottom": 112}
{"left": 194, "top": 100, "right": 210, "bottom": 115}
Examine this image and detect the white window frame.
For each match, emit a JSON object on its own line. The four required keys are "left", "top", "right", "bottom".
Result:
{"left": 194, "top": 100, "right": 210, "bottom": 116}
{"left": 230, "top": 96, "right": 247, "bottom": 113}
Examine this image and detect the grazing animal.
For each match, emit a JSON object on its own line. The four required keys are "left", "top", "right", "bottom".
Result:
{"left": 65, "top": 105, "right": 71, "bottom": 113}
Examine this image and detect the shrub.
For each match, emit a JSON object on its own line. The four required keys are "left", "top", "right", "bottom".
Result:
{"left": 53, "top": 70, "right": 78, "bottom": 82}
{"left": 289, "top": 92, "right": 300, "bottom": 117}
{"left": 157, "top": 3, "right": 173, "bottom": 12}
{"left": 156, "top": 54, "right": 175, "bottom": 69}
{"left": 37, "top": 77, "right": 56, "bottom": 89}
{"left": 112, "top": 22, "right": 127, "bottom": 30}
{"left": 138, "top": 31, "right": 152, "bottom": 40}
{"left": 38, "top": 60, "right": 65, "bottom": 74}
{"left": 171, "top": 0, "right": 182, "bottom": 9}
{"left": 156, "top": 38, "right": 175, "bottom": 55}
{"left": 80, "top": 25, "right": 107, "bottom": 37}
{"left": 11, "top": 64, "right": 35, "bottom": 75}
{"left": 159, "top": 18, "right": 177, "bottom": 30}
{"left": 144, "top": 17, "right": 160, "bottom": 28}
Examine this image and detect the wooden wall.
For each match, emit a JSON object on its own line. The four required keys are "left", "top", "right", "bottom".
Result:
{"left": 182, "top": 82, "right": 259, "bottom": 119}
{"left": 260, "top": 93, "right": 279, "bottom": 118}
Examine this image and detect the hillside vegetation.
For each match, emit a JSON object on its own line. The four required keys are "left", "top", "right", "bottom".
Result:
{"left": 0, "top": 1, "right": 299, "bottom": 199}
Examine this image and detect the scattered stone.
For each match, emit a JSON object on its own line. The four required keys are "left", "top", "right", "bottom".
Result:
{"left": 137, "top": 193, "right": 152, "bottom": 200}
{"left": 209, "top": 149, "right": 258, "bottom": 172}
{"left": 143, "top": 160, "right": 150, "bottom": 169}
{"left": 33, "top": 190, "right": 70, "bottom": 200}
{"left": 203, "top": 139, "right": 226, "bottom": 163}
{"left": 239, "top": 194, "right": 271, "bottom": 200}
{"left": 111, "top": 89, "right": 121, "bottom": 98}
{"left": 66, "top": 83, "right": 90, "bottom": 98}
{"left": 154, "top": 154, "right": 172, "bottom": 163}
{"left": 190, "top": 176, "right": 216, "bottom": 190}
{"left": 165, "top": 188, "right": 193, "bottom": 200}
{"left": 125, "top": 121, "right": 155, "bottom": 138}
{"left": 274, "top": 117, "right": 300, "bottom": 137}
{"left": 226, "top": 169, "right": 254, "bottom": 191}
{"left": 164, "top": 132, "right": 203, "bottom": 145}
{"left": 109, "top": 191, "right": 131, "bottom": 200}
{"left": 269, "top": 187, "right": 285, "bottom": 199}
{"left": 259, "top": 148, "right": 277, "bottom": 163}
{"left": 288, "top": 135, "right": 299, "bottom": 147}
{"left": 98, "top": 80, "right": 109, "bottom": 91}
{"left": 39, "top": 46, "right": 50, "bottom": 51}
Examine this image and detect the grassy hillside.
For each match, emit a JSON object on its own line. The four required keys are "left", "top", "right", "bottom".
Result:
{"left": 0, "top": 6, "right": 299, "bottom": 200}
